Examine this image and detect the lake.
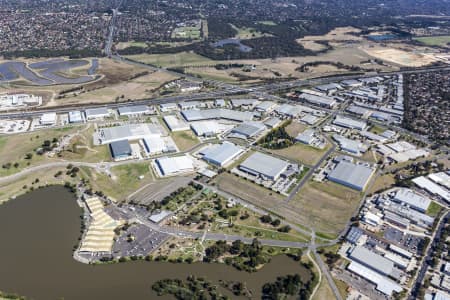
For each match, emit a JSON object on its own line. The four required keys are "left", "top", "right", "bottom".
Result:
{"left": 0, "top": 186, "right": 310, "bottom": 299}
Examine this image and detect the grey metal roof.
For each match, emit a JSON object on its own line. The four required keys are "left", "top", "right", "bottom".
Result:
{"left": 333, "top": 115, "right": 367, "bottom": 130}
{"left": 394, "top": 188, "right": 431, "bottom": 211}
{"left": 350, "top": 246, "right": 394, "bottom": 275}
{"left": 346, "top": 227, "right": 363, "bottom": 244}
{"left": 201, "top": 143, "right": 243, "bottom": 166}
{"left": 109, "top": 140, "right": 132, "bottom": 158}
{"left": 118, "top": 105, "right": 149, "bottom": 115}
{"left": 85, "top": 107, "right": 109, "bottom": 117}
{"left": 181, "top": 109, "right": 254, "bottom": 122}
{"left": 240, "top": 152, "right": 289, "bottom": 179}
{"left": 299, "top": 93, "right": 337, "bottom": 107}
{"left": 231, "top": 122, "right": 265, "bottom": 138}
{"left": 328, "top": 160, "right": 374, "bottom": 190}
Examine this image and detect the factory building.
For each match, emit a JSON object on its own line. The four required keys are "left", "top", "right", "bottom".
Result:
{"left": 85, "top": 108, "right": 110, "bottom": 120}
{"left": 333, "top": 115, "right": 367, "bottom": 131}
{"left": 109, "top": 140, "right": 132, "bottom": 161}
{"left": 328, "top": 161, "right": 374, "bottom": 191}
{"left": 298, "top": 93, "right": 337, "bottom": 108}
{"left": 68, "top": 111, "right": 84, "bottom": 123}
{"left": 155, "top": 155, "right": 194, "bottom": 176}
{"left": 40, "top": 112, "right": 57, "bottom": 125}
{"left": 393, "top": 188, "right": 431, "bottom": 213}
{"left": 118, "top": 105, "right": 151, "bottom": 116}
{"left": 199, "top": 142, "right": 244, "bottom": 167}
{"left": 190, "top": 121, "right": 222, "bottom": 137}
{"left": 181, "top": 109, "right": 254, "bottom": 122}
{"left": 163, "top": 115, "right": 190, "bottom": 132}
{"left": 229, "top": 122, "right": 266, "bottom": 139}
{"left": 239, "top": 152, "right": 289, "bottom": 181}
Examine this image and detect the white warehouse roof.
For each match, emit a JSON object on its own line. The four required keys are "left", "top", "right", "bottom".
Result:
{"left": 394, "top": 188, "right": 431, "bottom": 212}
{"left": 239, "top": 152, "right": 289, "bottom": 180}
{"left": 156, "top": 155, "right": 194, "bottom": 176}
{"left": 412, "top": 176, "right": 450, "bottom": 202}
{"left": 333, "top": 115, "right": 367, "bottom": 130}
{"left": 200, "top": 142, "right": 244, "bottom": 167}
{"left": 328, "top": 161, "right": 374, "bottom": 191}
{"left": 350, "top": 246, "right": 394, "bottom": 276}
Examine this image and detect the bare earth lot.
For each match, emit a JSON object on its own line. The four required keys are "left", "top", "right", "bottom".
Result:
{"left": 271, "top": 143, "right": 331, "bottom": 166}
{"left": 289, "top": 181, "right": 362, "bottom": 238}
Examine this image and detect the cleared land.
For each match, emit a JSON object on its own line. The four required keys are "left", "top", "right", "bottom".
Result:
{"left": 171, "top": 131, "right": 200, "bottom": 151}
{"left": 0, "top": 127, "right": 78, "bottom": 176}
{"left": 361, "top": 46, "right": 439, "bottom": 67}
{"left": 82, "top": 163, "right": 154, "bottom": 202}
{"left": 290, "top": 181, "right": 362, "bottom": 237}
{"left": 127, "top": 176, "right": 192, "bottom": 204}
{"left": 368, "top": 173, "right": 395, "bottom": 194}
{"left": 116, "top": 41, "right": 148, "bottom": 50}
{"left": 414, "top": 35, "right": 450, "bottom": 47}
{"left": 126, "top": 52, "right": 213, "bottom": 68}
{"left": 272, "top": 143, "right": 330, "bottom": 166}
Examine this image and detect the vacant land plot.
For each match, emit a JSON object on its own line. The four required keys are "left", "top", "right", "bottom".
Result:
{"left": 368, "top": 173, "right": 395, "bottom": 194}
{"left": 272, "top": 143, "right": 330, "bottom": 166}
{"left": 0, "top": 127, "right": 77, "bottom": 176}
{"left": 125, "top": 52, "right": 213, "bottom": 68}
{"left": 84, "top": 163, "right": 155, "bottom": 202}
{"left": 362, "top": 46, "right": 439, "bottom": 67}
{"left": 230, "top": 24, "right": 271, "bottom": 39}
{"left": 128, "top": 176, "right": 192, "bottom": 204}
{"left": 171, "top": 131, "right": 200, "bottom": 151}
{"left": 285, "top": 121, "right": 307, "bottom": 137}
{"left": 116, "top": 41, "right": 148, "bottom": 50}
{"left": 414, "top": 35, "right": 450, "bottom": 47}
{"left": 214, "top": 172, "right": 284, "bottom": 210}
{"left": 290, "top": 181, "right": 362, "bottom": 237}
{"left": 55, "top": 70, "right": 177, "bottom": 106}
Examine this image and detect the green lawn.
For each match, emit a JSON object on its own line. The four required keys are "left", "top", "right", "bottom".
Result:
{"left": 414, "top": 35, "right": 450, "bottom": 47}
{"left": 427, "top": 201, "right": 443, "bottom": 217}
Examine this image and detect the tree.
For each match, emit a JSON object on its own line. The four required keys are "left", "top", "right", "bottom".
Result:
{"left": 260, "top": 215, "right": 272, "bottom": 223}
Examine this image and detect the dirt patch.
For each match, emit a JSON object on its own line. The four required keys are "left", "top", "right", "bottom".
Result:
{"left": 361, "top": 46, "right": 439, "bottom": 67}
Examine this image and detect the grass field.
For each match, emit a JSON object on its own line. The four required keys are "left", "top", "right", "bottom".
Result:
{"left": 427, "top": 201, "right": 443, "bottom": 217}
{"left": 414, "top": 35, "right": 450, "bottom": 47}
{"left": 290, "top": 181, "right": 362, "bottom": 237}
{"left": 116, "top": 41, "right": 148, "bottom": 50}
{"left": 171, "top": 131, "right": 200, "bottom": 151}
{"left": 230, "top": 24, "right": 270, "bottom": 39}
{"left": 285, "top": 121, "right": 307, "bottom": 137}
{"left": 368, "top": 173, "right": 395, "bottom": 194}
{"left": 83, "top": 163, "right": 154, "bottom": 202}
{"left": 125, "top": 52, "right": 213, "bottom": 68}
{"left": 0, "top": 127, "right": 77, "bottom": 176}
{"left": 271, "top": 143, "right": 331, "bottom": 166}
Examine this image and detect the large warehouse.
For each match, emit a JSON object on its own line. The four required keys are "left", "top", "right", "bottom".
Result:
{"left": 190, "top": 121, "right": 222, "bottom": 137}
{"left": 155, "top": 155, "right": 194, "bottom": 176}
{"left": 328, "top": 160, "right": 374, "bottom": 191}
{"left": 109, "top": 140, "right": 132, "bottom": 161}
{"left": 163, "top": 115, "right": 190, "bottom": 132}
{"left": 229, "top": 122, "right": 266, "bottom": 139}
{"left": 333, "top": 115, "right": 367, "bottom": 131}
{"left": 393, "top": 188, "right": 431, "bottom": 212}
{"left": 181, "top": 109, "right": 254, "bottom": 122}
{"left": 199, "top": 142, "right": 244, "bottom": 167}
{"left": 95, "top": 124, "right": 163, "bottom": 144}
{"left": 239, "top": 152, "right": 289, "bottom": 181}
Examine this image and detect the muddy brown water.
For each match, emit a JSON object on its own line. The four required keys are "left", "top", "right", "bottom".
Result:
{"left": 0, "top": 186, "right": 310, "bottom": 299}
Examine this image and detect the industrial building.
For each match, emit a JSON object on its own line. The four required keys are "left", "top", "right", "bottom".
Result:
{"left": 163, "top": 115, "right": 190, "bottom": 132}
{"left": 143, "top": 136, "right": 177, "bottom": 155}
{"left": 274, "top": 104, "right": 303, "bottom": 117}
{"left": 229, "top": 122, "right": 266, "bottom": 139}
{"left": 181, "top": 109, "right": 254, "bottom": 122}
{"left": 300, "top": 114, "right": 319, "bottom": 125}
{"left": 68, "top": 111, "right": 84, "bottom": 123}
{"left": 155, "top": 155, "right": 195, "bottom": 176}
{"left": 255, "top": 101, "right": 277, "bottom": 112}
{"left": 190, "top": 121, "right": 222, "bottom": 137}
{"left": 393, "top": 188, "right": 431, "bottom": 212}
{"left": 118, "top": 105, "right": 151, "bottom": 116}
{"left": 296, "top": 129, "right": 316, "bottom": 145}
{"left": 84, "top": 108, "right": 110, "bottom": 120}
{"left": 333, "top": 115, "right": 367, "bottom": 131}
{"left": 412, "top": 176, "right": 450, "bottom": 202}
{"left": 298, "top": 93, "right": 337, "bottom": 108}
{"left": 349, "top": 246, "right": 394, "bottom": 276}
{"left": 95, "top": 124, "right": 163, "bottom": 144}
{"left": 109, "top": 140, "right": 132, "bottom": 161}
{"left": 40, "top": 112, "right": 57, "bottom": 125}
{"left": 239, "top": 152, "right": 289, "bottom": 181}
{"left": 159, "top": 103, "right": 178, "bottom": 112}
{"left": 328, "top": 160, "right": 374, "bottom": 191}
{"left": 264, "top": 117, "right": 282, "bottom": 128}
{"left": 230, "top": 99, "right": 258, "bottom": 109}
{"left": 199, "top": 142, "right": 244, "bottom": 167}
{"left": 332, "top": 134, "right": 367, "bottom": 155}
